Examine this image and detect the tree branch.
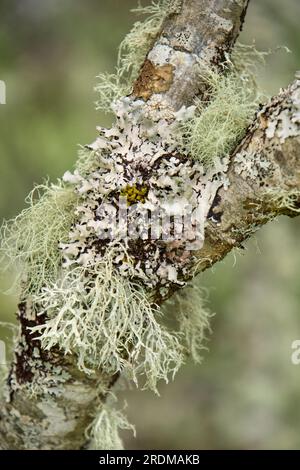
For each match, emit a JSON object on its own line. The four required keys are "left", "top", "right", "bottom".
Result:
{"left": 3, "top": 0, "right": 299, "bottom": 451}
{"left": 133, "top": 0, "right": 250, "bottom": 109}
{"left": 197, "top": 78, "right": 300, "bottom": 272}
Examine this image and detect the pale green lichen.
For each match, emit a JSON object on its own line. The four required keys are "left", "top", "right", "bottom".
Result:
{"left": 231, "top": 42, "right": 268, "bottom": 93}
{"left": 163, "top": 281, "right": 213, "bottom": 364}
{"left": 88, "top": 402, "right": 135, "bottom": 450}
{"left": 95, "top": 0, "right": 171, "bottom": 111}
{"left": 265, "top": 188, "right": 300, "bottom": 214}
{"left": 95, "top": 73, "right": 128, "bottom": 114}
{"left": 30, "top": 247, "right": 183, "bottom": 393}
{"left": 74, "top": 146, "right": 98, "bottom": 176}
{"left": 182, "top": 70, "right": 257, "bottom": 165}
{"left": 0, "top": 182, "right": 78, "bottom": 296}
{"left": 181, "top": 44, "right": 267, "bottom": 166}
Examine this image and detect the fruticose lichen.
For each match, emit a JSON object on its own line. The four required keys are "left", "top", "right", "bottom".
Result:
{"left": 88, "top": 401, "right": 135, "bottom": 450}
{"left": 0, "top": 362, "right": 8, "bottom": 398}
{"left": 30, "top": 246, "right": 183, "bottom": 392}
{"left": 95, "top": 0, "right": 172, "bottom": 112}
{"left": 0, "top": 0, "right": 268, "bottom": 449}
{"left": 1, "top": 42, "right": 264, "bottom": 398}
{"left": 181, "top": 45, "right": 265, "bottom": 165}
{"left": 0, "top": 183, "right": 78, "bottom": 296}
{"left": 162, "top": 282, "right": 213, "bottom": 363}
{"left": 264, "top": 189, "right": 300, "bottom": 214}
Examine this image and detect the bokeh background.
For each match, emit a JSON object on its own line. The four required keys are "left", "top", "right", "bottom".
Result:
{"left": 1, "top": 0, "right": 300, "bottom": 449}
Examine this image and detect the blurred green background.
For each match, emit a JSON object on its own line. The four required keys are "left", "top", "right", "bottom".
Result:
{"left": 1, "top": 0, "right": 300, "bottom": 449}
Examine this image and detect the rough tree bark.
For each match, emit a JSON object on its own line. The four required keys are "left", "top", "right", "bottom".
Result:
{"left": 0, "top": 0, "right": 299, "bottom": 450}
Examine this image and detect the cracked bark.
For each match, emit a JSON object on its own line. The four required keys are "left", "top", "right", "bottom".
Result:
{"left": 1, "top": 0, "right": 299, "bottom": 450}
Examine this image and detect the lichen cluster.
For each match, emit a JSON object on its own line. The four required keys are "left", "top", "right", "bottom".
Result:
{"left": 162, "top": 282, "right": 213, "bottom": 364}
{"left": 0, "top": 183, "right": 78, "bottom": 296}
{"left": 88, "top": 401, "right": 135, "bottom": 451}
{"left": 234, "top": 78, "right": 300, "bottom": 194}
{"left": 234, "top": 150, "right": 273, "bottom": 181}
{"left": 181, "top": 45, "right": 265, "bottom": 165}
{"left": 0, "top": 322, "right": 18, "bottom": 400}
{"left": 265, "top": 189, "right": 300, "bottom": 214}
{"left": 265, "top": 78, "right": 300, "bottom": 143}
{"left": 30, "top": 246, "right": 183, "bottom": 392}
{"left": 26, "top": 93, "right": 222, "bottom": 392}
{"left": 95, "top": 0, "right": 172, "bottom": 112}
{"left": 0, "top": 0, "right": 267, "bottom": 451}
{"left": 63, "top": 96, "right": 229, "bottom": 292}
{"left": 0, "top": 81, "right": 222, "bottom": 402}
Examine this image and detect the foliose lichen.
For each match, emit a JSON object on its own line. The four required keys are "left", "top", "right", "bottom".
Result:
{"left": 0, "top": 0, "right": 269, "bottom": 449}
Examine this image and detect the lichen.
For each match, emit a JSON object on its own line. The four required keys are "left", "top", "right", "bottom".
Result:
{"left": 234, "top": 150, "right": 273, "bottom": 181}
{"left": 162, "top": 281, "right": 213, "bottom": 363}
{"left": 120, "top": 184, "right": 149, "bottom": 205}
{"left": 181, "top": 48, "right": 263, "bottom": 165}
{"left": 95, "top": 0, "right": 171, "bottom": 112}
{"left": 0, "top": 1, "right": 271, "bottom": 450}
{"left": 231, "top": 42, "right": 268, "bottom": 94}
{"left": 29, "top": 246, "right": 183, "bottom": 393}
{"left": 265, "top": 77, "right": 300, "bottom": 143}
{"left": 0, "top": 182, "right": 78, "bottom": 296}
{"left": 264, "top": 188, "right": 300, "bottom": 214}
{"left": 88, "top": 402, "right": 135, "bottom": 450}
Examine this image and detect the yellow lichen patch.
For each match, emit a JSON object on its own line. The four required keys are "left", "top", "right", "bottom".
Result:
{"left": 133, "top": 60, "right": 174, "bottom": 101}
{"left": 120, "top": 184, "right": 149, "bottom": 205}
